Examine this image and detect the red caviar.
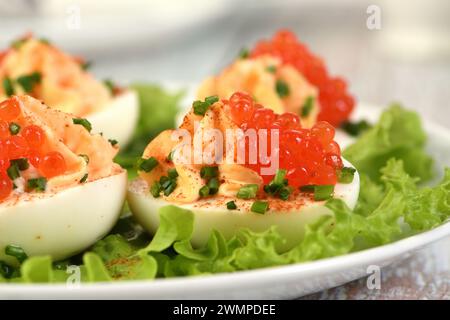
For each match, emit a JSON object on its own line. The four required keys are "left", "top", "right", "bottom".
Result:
{"left": 39, "top": 151, "right": 66, "bottom": 178}
{"left": 250, "top": 30, "right": 355, "bottom": 126}
{"left": 229, "top": 92, "right": 343, "bottom": 186}
{"left": 0, "top": 97, "right": 67, "bottom": 200}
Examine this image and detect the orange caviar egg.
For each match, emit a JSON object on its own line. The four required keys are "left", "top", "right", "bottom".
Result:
{"left": 22, "top": 125, "right": 46, "bottom": 149}
{"left": 6, "top": 135, "right": 29, "bottom": 159}
{"left": 39, "top": 151, "right": 66, "bottom": 178}
{"left": 0, "top": 120, "right": 9, "bottom": 139}
{"left": 0, "top": 98, "right": 21, "bottom": 122}
{"left": 251, "top": 30, "right": 355, "bottom": 126}
{"left": 228, "top": 92, "right": 343, "bottom": 186}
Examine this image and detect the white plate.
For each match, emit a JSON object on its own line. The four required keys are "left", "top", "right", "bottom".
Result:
{"left": 0, "top": 102, "right": 449, "bottom": 300}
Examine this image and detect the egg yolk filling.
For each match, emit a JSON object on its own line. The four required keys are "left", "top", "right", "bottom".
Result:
{"left": 0, "top": 35, "right": 112, "bottom": 116}
{"left": 198, "top": 29, "right": 355, "bottom": 127}
{"left": 0, "top": 95, "right": 121, "bottom": 202}
{"left": 137, "top": 92, "right": 353, "bottom": 212}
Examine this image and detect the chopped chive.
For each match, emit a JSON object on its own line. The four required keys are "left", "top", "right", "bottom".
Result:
{"left": 301, "top": 96, "right": 314, "bottom": 118}
{"left": 200, "top": 166, "right": 218, "bottom": 179}
{"left": 226, "top": 201, "right": 237, "bottom": 210}
{"left": 251, "top": 201, "right": 269, "bottom": 214}
{"left": 9, "top": 122, "right": 20, "bottom": 135}
{"left": 27, "top": 177, "right": 47, "bottom": 192}
{"left": 300, "top": 185, "right": 315, "bottom": 192}
{"left": 264, "top": 169, "right": 291, "bottom": 200}
{"left": 17, "top": 72, "right": 41, "bottom": 93}
{"left": 81, "top": 61, "right": 92, "bottom": 70}
{"left": 5, "top": 245, "right": 28, "bottom": 263}
{"left": 168, "top": 168, "right": 178, "bottom": 179}
{"left": 39, "top": 38, "right": 51, "bottom": 45}
{"left": 166, "top": 150, "right": 174, "bottom": 162}
{"left": 278, "top": 186, "right": 292, "bottom": 200}
{"left": 80, "top": 174, "right": 88, "bottom": 183}
{"left": 103, "top": 79, "right": 115, "bottom": 94}
{"left": 163, "top": 183, "right": 177, "bottom": 197}
{"left": 337, "top": 167, "right": 356, "bottom": 184}
{"left": 236, "top": 184, "right": 259, "bottom": 199}
{"left": 272, "top": 169, "right": 287, "bottom": 185}
{"left": 72, "top": 118, "right": 92, "bottom": 132}
{"left": 160, "top": 177, "right": 177, "bottom": 196}
{"left": 2, "top": 77, "right": 14, "bottom": 96}
{"left": 79, "top": 154, "right": 89, "bottom": 164}
{"left": 150, "top": 181, "right": 161, "bottom": 198}
{"left": 207, "top": 177, "right": 219, "bottom": 195}
{"left": 11, "top": 38, "right": 27, "bottom": 50}
{"left": 193, "top": 95, "right": 219, "bottom": 116}
{"left": 108, "top": 139, "right": 118, "bottom": 146}
{"left": 340, "top": 120, "right": 372, "bottom": 137}
{"left": 199, "top": 185, "right": 210, "bottom": 197}
{"left": 266, "top": 65, "right": 277, "bottom": 73}
{"left": 6, "top": 164, "right": 20, "bottom": 180}
{"left": 275, "top": 79, "right": 290, "bottom": 98}
{"left": 137, "top": 157, "right": 159, "bottom": 172}
{"left": 204, "top": 95, "right": 219, "bottom": 105}
{"left": 238, "top": 48, "right": 249, "bottom": 59}
{"left": 11, "top": 158, "right": 29, "bottom": 171}
{"left": 0, "top": 261, "right": 14, "bottom": 279}
{"left": 313, "top": 185, "right": 334, "bottom": 201}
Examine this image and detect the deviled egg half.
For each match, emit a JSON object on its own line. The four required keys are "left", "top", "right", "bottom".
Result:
{"left": 0, "top": 35, "right": 138, "bottom": 146}
{"left": 128, "top": 92, "right": 359, "bottom": 251}
{"left": 0, "top": 96, "right": 127, "bottom": 265}
{"left": 197, "top": 29, "right": 355, "bottom": 127}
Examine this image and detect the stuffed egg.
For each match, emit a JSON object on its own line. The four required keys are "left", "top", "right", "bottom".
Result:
{"left": 0, "top": 96, "right": 126, "bottom": 265}
{"left": 128, "top": 92, "right": 359, "bottom": 251}
{"left": 0, "top": 35, "right": 138, "bottom": 146}
{"left": 197, "top": 30, "right": 355, "bottom": 127}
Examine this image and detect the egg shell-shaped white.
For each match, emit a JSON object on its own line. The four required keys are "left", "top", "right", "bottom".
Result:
{"left": 127, "top": 159, "right": 359, "bottom": 252}
{"left": 0, "top": 171, "right": 127, "bottom": 265}
{"left": 88, "top": 90, "right": 139, "bottom": 147}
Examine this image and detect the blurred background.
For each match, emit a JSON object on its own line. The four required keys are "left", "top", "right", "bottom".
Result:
{"left": 0, "top": 0, "right": 449, "bottom": 126}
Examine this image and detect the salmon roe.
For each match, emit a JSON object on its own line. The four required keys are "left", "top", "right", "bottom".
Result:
{"left": 0, "top": 97, "right": 67, "bottom": 200}
{"left": 228, "top": 92, "right": 343, "bottom": 186}
{"left": 250, "top": 30, "right": 355, "bottom": 126}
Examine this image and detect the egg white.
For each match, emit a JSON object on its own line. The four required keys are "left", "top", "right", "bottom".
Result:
{"left": 87, "top": 90, "right": 139, "bottom": 147}
{"left": 127, "top": 159, "right": 360, "bottom": 252}
{"left": 0, "top": 171, "right": 127, "bottom": 265}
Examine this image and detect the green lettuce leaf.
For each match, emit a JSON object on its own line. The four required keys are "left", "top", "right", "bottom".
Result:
{"left": 343, "top": 104, "right": 433, "bottom": 182}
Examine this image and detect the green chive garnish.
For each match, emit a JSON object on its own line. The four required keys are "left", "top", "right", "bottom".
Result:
{"left": 5, "top": 245, "right": 28, "bottom": 263}
{"left": 168, "top": 168, "right": 178, "bottom": 179}
{"left": 238, "top": 48, "right": 249, "bottom": 59}
{"left": 313, "top": 185, "right": 334, "bottom": 201}
{"left": 11, "top": 38, "right": 27, "bottom": 50}
{"left": 251, "top": 201, "right": 269, "bottom": 214}
{"left": 300, "top": 185, "right": 315, "bottom": 192}
{"left": 193, "top": 95, "right": 219, "bottom": 116}
{"left": 264, "top": 169, "right": 291, "bottom": 200}
{"left": 150, "top": 181, "right": 162, "bottom": 198}
{"left": 6, "top": 164, "right": 20, "bottom": 180}
{"left": 167, "top": 150, "right": 174, "bottom": 162}
{"left": 200, "top": 166, "right": 218, "bottom": 179}
{"left": 340, "top": 120, "right": 372, "bottom": 137}
{"left": 338, "top": 167, "right": 356, "bottom": 184}
{"left": 0, "top": 261, "right": 14, "bottom": 279}
{"left": 108, "top": 139, "right": 118, "bottom": 146}
{"left": 2, "top": 78, "right": 14, "bottom": 96}
{"left": 27, "top": 177, "right": 47, "bottom": 192}
{"left": 17, "top": 72, "right": 41, "bottom": 93}
{"left": 9, "top": 122, "right": 20, "bottom": 135}
{"left": 226, "top": 201, "right": 237, "bottom": 210}
{"left": 11, "top": 158, "right": 29, "bottom": 171}
{"left": 137, "top": 157, "right": 159, "bottom": 173}
{"left": 301, "top": 96, "right": 314, "bottom": 118}
{"left": 266, "top": 65, "right": 277, "bottom": 73}
{"left": 39, "top": 38, "right": 51, "bottom": 45}
{"left": 207, "top": 177, "right": 219, "bottom": 195}
{"left": 278, "top": 187, "right": 292, "bottom": 200}
{"left": 236, "top": 184, "right": 259, "bottom": 199}
{"left": 81, "top": 61, "right": 92, "bottom": 70}
{"left": 80, "top": 174, "right": 88, "bottom": 183}
{"left": 103, "top": 79, "right": 115, "bottom": 94}
{"left": 72, "top": 118, "right": 92, "bottom": 132}
{"left": 79, "top": 154, "right": 89, "bottom": 164}
{"left": 199, "top": 185, "right": 210, "bottom": 197}
{"left": 275, "top": 79, "right": 290, "bottom": 98}
{"left": 159, "top": 175, "right": 177, "bottom": 196}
